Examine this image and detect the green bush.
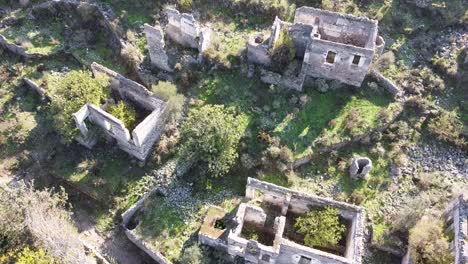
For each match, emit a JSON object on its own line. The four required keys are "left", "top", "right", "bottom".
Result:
{"left": 294, "top": 207, "right": 346, "bottom": 248}
{"left": 46, "top": 71, "right": 109, "bottom": 144}
{"left": 107, "top": 101, "right": 137, "bottom": 130}
{"left": 152, "top": 81, "right": 185, "bottom": 121}
{"left": 180, "top": 104, "right": 248, "bottom": 178}
{"left": 178, "top": 0, "right": 192, "bottom": 13}
{"left": 270, "top": 28, "right": 295, "bottom": 72}
{"left": 180, "top": 244, "right": 202, "bottom": 264}
{"left": 409, "top": 216, "right": 453, "bottom": 264}
{"left": 427, "top": 109, "right": 466, "bottom": 149}
{"left": 16, "top": 247, "right": 55, "bottom": 264}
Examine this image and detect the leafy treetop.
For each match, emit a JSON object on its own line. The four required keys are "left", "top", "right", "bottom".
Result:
{"left": 179, "top": 104, "right": 248, "bottom": 178}
{"left": 294, "top": 207, "right": 346, "bottom": 248}
{"left": 46, "top": 70, "right": 109, "bottom": 144}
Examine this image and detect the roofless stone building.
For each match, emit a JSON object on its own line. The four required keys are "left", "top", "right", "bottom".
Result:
{"left": 248, "top": 7, "right": 385, "bottom": 90}
{"left": 199, "top": 178, "right": 365, "bottom": 264}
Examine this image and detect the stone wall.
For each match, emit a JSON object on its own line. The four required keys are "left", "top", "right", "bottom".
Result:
{"left": 73, "top": 63, "right": 168, "bottom": 161}
{"left": 165, "top": 7, "right": 200, "bottom": 49}
{"left": 144, "top": 24, "right": 173, "bottom": 72}
{"left": 444, "top": 193, "right": 468, "bottom": 264}
{"left": 203, "top": 178, "right": 365, "bottom": 264}
{"left": 302, "top": 38, "right": 374, "bottom": 87}
{"left": 0, "top": 34, "right": 42, "bottom": 59}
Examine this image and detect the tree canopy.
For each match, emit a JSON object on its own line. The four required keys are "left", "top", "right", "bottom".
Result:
{"left": 179, "top": 104, "right": 248, "bottom": 178}
{"left": 46, "top": 70, "right": 109, "bottom": 143}
{"left": 294, "top": 207, "right": 346, "bottom": 248}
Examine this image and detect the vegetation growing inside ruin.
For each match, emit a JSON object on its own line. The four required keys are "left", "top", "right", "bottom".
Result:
{"left": 107, "top": 101, "right": 138, "bottom": 130}
{"left": 270, "top": 28, "right": 296, "bottom": 72}
{"left": 294, "top": 207, "right": 346, "bottom": 248}
{"left": 408, "top": 216, "right": 454, "bottom": 264}
{"left": 45, "top": 70, "right": 110, "bottom": 143}
{"left": 0, "top": 0, "right": 467, "bottom": 263}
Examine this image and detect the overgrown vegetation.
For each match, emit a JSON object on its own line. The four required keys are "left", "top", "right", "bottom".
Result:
{"left": 270, "top": 28, "right": 296, "bottom": 72}
{"left": 179, "top": 104, "right": 249, "bottom": 178}
{"left": 107, "top": 101, "right": 137, "bottom": 130}
{"left": 152, "top": 81, "right": 185, "bottom": 122}
{"left": 0, "top": 184, "right": 94, "bottom": 264}
{"left": 46, "top": 70, "right": 110, "bottom": 143}
{"left": 294, "top": 207, "right": 346, "bottom": 248}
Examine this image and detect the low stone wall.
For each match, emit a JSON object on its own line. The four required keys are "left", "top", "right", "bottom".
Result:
{"left": 0, "top": 34, "right": 42, "bottom": 59}
{"left": 369, "top": 69, "right": 401, "bottom": 96}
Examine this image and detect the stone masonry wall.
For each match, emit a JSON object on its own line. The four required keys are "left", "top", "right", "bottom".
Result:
{"left": 144, "top": 24, "right": 173, "bottom": 72}
{"left": 302, "top": 38, "right": 374, "bottom": 87}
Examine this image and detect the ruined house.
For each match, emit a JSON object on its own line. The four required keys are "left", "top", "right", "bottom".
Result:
{"left": 73, "top": 62, "right": 168, "bottom": 161}
{"left": 144, "top": 7, "right": 212, "bottom": 72}
{"left": 248, "top": 7, "right": 385, "bottom": 90}
{"left": 199, "top": 178, "right": 365, "bottom": 264}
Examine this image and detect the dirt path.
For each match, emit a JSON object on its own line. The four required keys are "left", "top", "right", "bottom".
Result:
{"left": 73, "top": 209, "right": 156, "bottom": 264}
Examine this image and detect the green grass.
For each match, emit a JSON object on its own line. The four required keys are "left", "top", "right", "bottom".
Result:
{"left": 50, "top": 147, "right": 147, "bottom": 202}
{"left": 0, "top": 19, "right": 64, "bottom": 55}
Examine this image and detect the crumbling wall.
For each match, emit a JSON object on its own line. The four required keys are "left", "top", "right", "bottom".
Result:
{"left": 0, "top": 34, "right": 43, "bottom": 59}
{"left": 247, "top": 34, "right": 271, "bottom": 66}
{"left": 74, "top": 63, "right": 168, "bottom": 161}
{"left": 277, "top": 240, "right": 351, "bottom": 264}
{"left": 443, "top": 193, "right": 468, "bottom": 264}
{"left": 165, "top": 7, "right": 200, "bottom": 49}
{"left": 144, "top": 24, "right": 173, "bottom": 72}
{"left": 294, "top": 7, "right": 378, "bottom": 49}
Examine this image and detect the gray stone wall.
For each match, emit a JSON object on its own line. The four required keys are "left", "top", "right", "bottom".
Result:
{"left": 144, "top": 24, "right": 173, "bottom": 72}
{"left": 164, "top": 7, "right": 200, "bottom": 49}
{"left": 302, "top": 38, "right": 374, "bottom": 87}
{"left": 73, "top": 63, "right": 168, "bottom": 161}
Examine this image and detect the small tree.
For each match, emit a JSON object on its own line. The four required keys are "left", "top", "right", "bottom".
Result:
{"left": 152, "top": 81, "right": 185, "bottom": 122}
{"left": 178, "top": 0, "right": 192, "bottom": 12}
{"left": 46, "top": 70, "right": 109, "bottom": 144}
{"left": 179, "top": 104, "right": 248, "bottom": 178}
{"left": 270, "top": 28, "right": 295, "bottom": 72}
{"left": 409, "top": 216, "right": 453, "bottom": 264}
{"left": 107, "top": 101, "right": 137, "bottom": 130}
{"left": 294, "top": 207, "right": 346, "bottom": 248}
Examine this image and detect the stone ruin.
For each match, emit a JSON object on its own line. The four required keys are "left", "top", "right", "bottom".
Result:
{"left": 144, "top": 7, "right": 212, "bottom": 72}
{"left": 199, "top": 177, "right": 365, "bottom": 264}
{"left": 72, "top": 62, "right": 168, "bottom": 161}
{"left": 248, "top": 7, "right": 385, "bottom": 91}
{"left": 349, "top": 157, "right": 372, "bottom": 180}
{"left": 443, "top": 193, "right": 468, "bottom": 264}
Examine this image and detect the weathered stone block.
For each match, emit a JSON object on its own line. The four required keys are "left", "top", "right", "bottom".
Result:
{"left": 144, "top": 24, "right": 173, "bottom": 72}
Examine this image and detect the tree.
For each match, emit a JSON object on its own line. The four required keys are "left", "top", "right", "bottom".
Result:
{"left": 270, "top": 28, "right": 295, "bottom": 72}
{"left": 152, "top": 81, "right": 185, "bottom": 122}
{"left": 180, "top": 244, "right": 202, "bottom": 264}
{"left": 179, "top": 104, "right": 248, "bottom": 177}
{"left": 409, "top": 216, "right": 453, "bottom": 264}
{"left": 294, "top": 207, "right": 346, "bottom": 248}
{"left": 0, "top": 184, "right": 95, "bottom": 264}
{"left": 107, "top": 101, "right": 137, "bottom": 130}
{"left": 46, "top": 70, "right": 109, "bottom": 144}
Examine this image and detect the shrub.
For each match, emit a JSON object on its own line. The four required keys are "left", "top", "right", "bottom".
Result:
{"left": 46, "top": 71, "right": 109, "bottom": 144}
{"left": 270, "top": 28, "right": 295, "bottom": 72}
{"left": 180, "top": 105, "right": 248, "bottom": 178}
{"left": 152, "top": 81, "right": 185, "bottom": 121}
{"left": 427, "top": 109, "right": 466, "bottom": 149}
{"left": 375, "top": 51, "right": 395, "bottom": 72}
{"left": 107, "top": 101, "right": 137, "bottom": 130}
{"left": 409, "top": 216, "right": 453, "bottom": 264}
{"left": 180, "top": 244, "right": 202, "bottom": 264}
{"left": 178, "top": 0, "right": 192, "bottom": 13}
{"left": 0, "top": 185, "right": 94, "bottom": 263}
{"left": 16, "top": 247, "right": 55, "bottom": 264}
{"left": 315, "top": 78, "right": 329, "bottom": 93}
{"left": 295, "top": 207, "right": 346, "bottom": 248}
